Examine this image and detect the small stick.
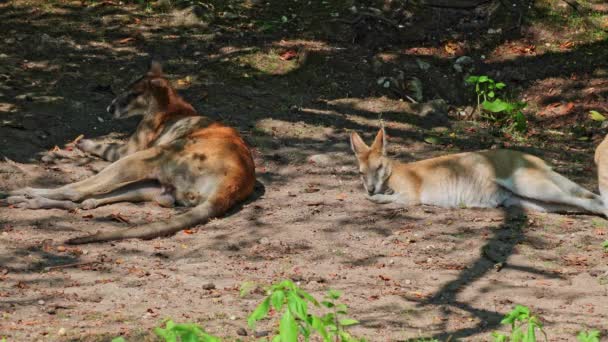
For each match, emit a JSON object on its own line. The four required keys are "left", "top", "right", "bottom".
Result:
{"left": 45, "top": 261, "right": 101, "bottom": 271}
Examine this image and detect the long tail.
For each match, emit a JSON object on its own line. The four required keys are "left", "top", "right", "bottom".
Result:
{"left": 66, "top": 200, "right": 220, "bottom": 244}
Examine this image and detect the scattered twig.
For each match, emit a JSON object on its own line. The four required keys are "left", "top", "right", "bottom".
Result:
{"left": 44, "top": 261, "right": 101, "bottom": 271}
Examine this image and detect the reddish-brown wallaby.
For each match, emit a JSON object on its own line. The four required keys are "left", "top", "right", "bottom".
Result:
{"left": 8, "top": 61, "right": 256, "bottom": 244}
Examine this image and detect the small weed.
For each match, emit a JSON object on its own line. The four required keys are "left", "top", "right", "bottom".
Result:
{"left": 577, "top": 329, "right": 601, "bottom": 342}
{"left": 492, "top": 305, "right": 547, "bottom": 342}
{"left": 154, "top": 320, "right": 220, "bottom": 342}
{"left": 602, "top": 240, "right": 608, "bottom": 252}
{"left": 248, "top": 280, "right": 364, "bottom": 342}
{"left": 466, "top": 75, "right": 527, "bottom": 132}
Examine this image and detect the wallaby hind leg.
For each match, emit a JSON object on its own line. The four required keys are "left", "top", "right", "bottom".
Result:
{"left": 498, "top": 168, "right": 604, "bottom": 215}
{"left": 80, "top": 181, "right": 175, "bottom": 209}
{"left": 9, "top": 147, "right": 165, "bottom": 202}
{"left": 503, "top": 195, "right": 582, "bottom": 213}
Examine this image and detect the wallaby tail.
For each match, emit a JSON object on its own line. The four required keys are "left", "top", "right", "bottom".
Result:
{"left": 66, "top": 200, "right": 221, "bottom": 244}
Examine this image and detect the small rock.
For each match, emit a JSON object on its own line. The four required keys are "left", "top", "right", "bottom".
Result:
{"left": 202, "top": 283, "right": 216, "bottom": 290}
{"left": 453, "top": 56, "right": 473, "bottom": 73}
{"left": 258, "top": 237, "right": 270, "bottom": 245}
{"left": 236, "top": 327, "right": 248, "bottom": 336}
{"left": 97, "top": 116, "right": 104, "bottom": 123}
{"left": 58, "top": 328, "right": 66, "bottom": 336}
{"left": 254, "top": 330, "right": 270, "bottom": 338}
{"left": 487, "top": 28, "right": 502, "bottom": 34}
{"left": 171, "top": 5, "right": 213, "bottom": 27}
{"left": 4, "top": 38, "right": 15, "bottom": 45}
{"left": 38, "top": 300, "right": 45, "bottom": 305}
{"left": 307, "top": 153, "right": 334, "bottom": 167}
{"left": 405, "top": 279, "right": 412, "bottom": 285}
{"left": 230, "top": 315, "right": 237, "bottom": 320}
{"left": 222, "top": 11, "right": 239, "bottom": 19}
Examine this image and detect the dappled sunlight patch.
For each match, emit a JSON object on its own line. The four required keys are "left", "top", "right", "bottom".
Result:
{"left": 237, "top": 48, "right": 301, "bottom": 76}
{"left": 254, "top": 118, "right": 334, "bottom": 140}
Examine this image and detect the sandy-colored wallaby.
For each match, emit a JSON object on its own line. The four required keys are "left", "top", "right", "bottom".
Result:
{"left": 8, "top": 62, "right": 256, "bottom": 244}
{"left": 595, "top": 134, "right": 608, "bottom": 205}
{"left": 350, "top": 127, "right": 606, "bottom": 215}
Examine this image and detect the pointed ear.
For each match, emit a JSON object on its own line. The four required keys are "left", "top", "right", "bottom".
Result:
{"left": 148, "top": 60, "right": 163, "bottom": 77}
{"left": 350, "top": 131, "right": 369, "bottom": 156}
{"left": 371, "top": 127, "right": 387, "bottom": 156}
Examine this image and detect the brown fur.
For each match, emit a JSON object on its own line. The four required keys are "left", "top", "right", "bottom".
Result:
{"left": 8, "top": 62, "right": 256, "bottom": 244}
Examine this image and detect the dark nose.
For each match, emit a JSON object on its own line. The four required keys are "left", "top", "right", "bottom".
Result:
{"left": 107, "top": 102, "right": 115, "bottom": 114}
{"left": 367, "top": 187, "right": 375, "bottom": 195}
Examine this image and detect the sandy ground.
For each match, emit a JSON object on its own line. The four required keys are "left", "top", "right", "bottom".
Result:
{"left": 1, "top": 0, "right": 608, "bottom": 341}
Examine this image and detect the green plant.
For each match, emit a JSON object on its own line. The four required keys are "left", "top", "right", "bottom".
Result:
{"left": 465, "top": 75, "right": 527, "bottom": 132}
{"left": 248, "top": 280, "right": 364, "bottom": 342}
{"left": 577, "top": 330, "right": 601, "bottom": 342}
{"left": 154, "top": 320, "right": 220, "bottom": 342}
{"left": 602, "top": 240, "right": 608, "bottom": 252}
{"left": 492, "top": 305, "right": 547, "bottom": 342}
{"left": 111, "top": 338, "right": 126, "bottom": 342}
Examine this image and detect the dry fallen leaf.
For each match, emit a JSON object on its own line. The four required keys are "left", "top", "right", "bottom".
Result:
{"left": 279, "top": 50, "right": 298, "bottom": 61}
{"left": 560, "top": 41, "right": 574, "bottom": 49}
{"left": 117, "top": 37, "right": 135, "bottom": 44}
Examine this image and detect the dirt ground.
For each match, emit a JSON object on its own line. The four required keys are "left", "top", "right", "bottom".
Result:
{"left": 1, "top": 0, "right": 608, "bottom": 341}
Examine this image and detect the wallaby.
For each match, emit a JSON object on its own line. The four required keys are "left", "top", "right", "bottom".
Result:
{"left": 8, "top": 61, "right": 256, "bottom": 244}
{"left": 350, "top": 127, "right": 606, "bottom": 215}
{"left": 595, "top": 134, "right": 608, "bottom": 205}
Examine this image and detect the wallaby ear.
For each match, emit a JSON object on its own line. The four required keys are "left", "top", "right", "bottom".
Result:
{"left": 148, "top": 60, "right": 163, "bottom": 77}
{"left": 350, "top": 131, "right": 370, "bottom": 156}
{"left": 371, "top": 127, "right": 387, "bottom": 156}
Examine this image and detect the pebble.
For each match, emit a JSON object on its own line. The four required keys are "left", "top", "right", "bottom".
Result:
{"left": 38, "top": 300, "right": 45, "bottom": 305}
{"left": 202, "top": 283, "right": 216, "bottom": 290}
{"left": 254, "top": 330, "right": 270, "bottom": 338}
{"left": 236, "top": 327, "right": 247, "bottom": 336}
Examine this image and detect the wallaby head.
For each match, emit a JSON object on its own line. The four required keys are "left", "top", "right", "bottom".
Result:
{"left": 107, "top": 61, "right": 175, "bottom": 119}
{"left": 350, "top": 127, "right": 392, "bottom": 195}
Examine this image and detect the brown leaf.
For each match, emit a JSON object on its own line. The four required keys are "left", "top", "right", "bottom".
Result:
{"left": 117, "top": 37, "right": 135, "bottom": 44}
{"left": 279, "top": 50, "right": 298, "bottom": 61}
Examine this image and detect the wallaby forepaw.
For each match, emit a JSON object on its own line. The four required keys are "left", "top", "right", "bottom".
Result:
{"left": 76, "top": 139, "right": 96, "bottom": 153}
{"left": 80, "top": 199, "right": 99, "bottom": 210}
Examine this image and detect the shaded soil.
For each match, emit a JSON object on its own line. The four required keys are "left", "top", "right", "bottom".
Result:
{"left": 1, "top": 0, "right": 608, "bottom": 340}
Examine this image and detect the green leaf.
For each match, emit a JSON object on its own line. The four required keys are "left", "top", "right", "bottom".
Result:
{"left": 321, "top": 300, "right": 335, "bottom": 308}
{"left": 310, "top": 316, "right": 330, "bottom": 342}
{"left": 589, "top": 110, "right": 606, "bottom": 121}
{"left": 248, "top": 297, "right": 271, "bottom": 328}
{"left": 495, "top": 82, "right": 506, "bottom": 89}
{"left": 465, "top": 76, "right": 479, "bottom": 84}
{"left": 339, "top": 318, "right": 359, "bottom": 326}
{"left": 424, "top": 136, "right": 441, "bottom": 145}
{"left": 111, "top": 338, "right": 127, "bottom": 342}
{"left": 482, "top": 99, "right": 515, "bottom": 113}
{"left": 327, "top": 289, "right": 342, "bottom": 300}
{"left": 478, "top": 75, "right": 490, "bottom": 83}
{"left": 296, "top": 288, "right": 319, "bottom": 306}
{"left": 602, "top": 240, "right": 608, "bottom": 251}
{"left": 488, "top": 91, "right": 495, "bottom": 98}
{"left": 279, "top": 310, "right": 298, "bottom": 342}
{"left": 577, "top": 329, "right": 601, "bottom": 342}
{"left": 271, "top": 290, "right": 286, "bottom": 310}
{"left": 501, "top": 305, "right": 531, "bottom": 326}
{"left": 492, "top": 332, "right": 508, "bottom": 342}
{"left": 287, "top": 291, "right": 308, "bottom": 320}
